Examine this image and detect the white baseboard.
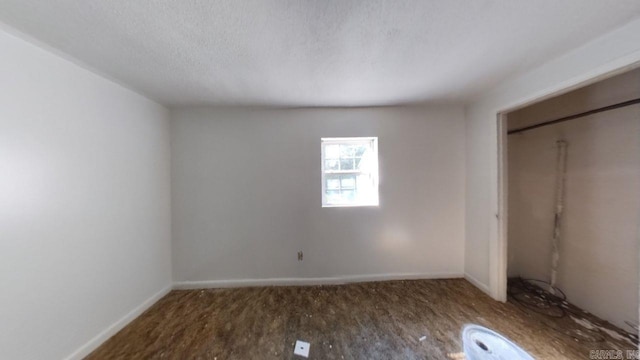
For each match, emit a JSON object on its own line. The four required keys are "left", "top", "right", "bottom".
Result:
{"left": 173, "top": 272, "right": 464, "bottom": 290}
{"left": 64, "top": 284, "right": 172, "bottom": 360}
{"left": 464, "top": 272, "right": 491, "bottom": 297}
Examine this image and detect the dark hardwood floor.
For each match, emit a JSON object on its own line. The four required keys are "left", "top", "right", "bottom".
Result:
{"left": 87, "top": 279, "right": 636, "bottom": 359}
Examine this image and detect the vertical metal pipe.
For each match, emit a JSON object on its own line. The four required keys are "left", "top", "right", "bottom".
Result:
{"left": 550, "top": 140, "right": 568, "bottom": 293}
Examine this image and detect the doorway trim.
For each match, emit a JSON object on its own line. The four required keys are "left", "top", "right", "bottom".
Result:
{"left": 495, "top": 113, "right": 508, "bottom": 302}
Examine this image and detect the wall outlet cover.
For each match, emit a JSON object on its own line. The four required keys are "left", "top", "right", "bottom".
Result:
{"left": 294, "top": 340, "right": 310, "bottom": 357}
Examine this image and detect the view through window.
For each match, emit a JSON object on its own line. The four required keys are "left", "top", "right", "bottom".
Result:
{"left": 321, "top": 137, "right": 379, "bottom": 207}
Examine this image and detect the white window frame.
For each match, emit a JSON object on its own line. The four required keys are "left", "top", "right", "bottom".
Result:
{"left": 321, "top": 137, "right": 379, "bottom": 207}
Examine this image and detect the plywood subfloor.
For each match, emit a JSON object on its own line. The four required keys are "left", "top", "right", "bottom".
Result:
{"left": 87, "top": 279, "right": 636, "bottom": 359}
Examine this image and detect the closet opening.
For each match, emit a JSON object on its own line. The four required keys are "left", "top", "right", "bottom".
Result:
{"left": 499, "top": 67, "right": 640, "bottom": 351}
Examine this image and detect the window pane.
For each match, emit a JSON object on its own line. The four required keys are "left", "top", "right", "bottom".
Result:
{"left": 341, "top": 190, "right": 355, "bottom": 200}
{"left": 325, "top": 144, "right": 339, "bottom": 159}
{"left": 340, "top": 145, "right": 356, "bottom": 157}
{"left": 340, "top": 176, "right": 355, "bottom": 189}
{"left": 354, "top": 145, "right": 367, "bottom": 157}
{"left": 354, "top": 156, "right": 363, "bottom": 169}
{"left": 326, "top": 177, "right": 340, "bottom": 190}
{"left": 355, "top": 174, "right": 375, "bottom": 201}
{"left": 356, "top": 151, "right": 373, "bottom": 170}
{"left": 325, "top": 159, "right": 339, "bottom": 170}
{"left": 326, "top": 190, "right": 341, "bottom": 203}
{"left": 340, "top": 158, "right": 354, "bottom": 170}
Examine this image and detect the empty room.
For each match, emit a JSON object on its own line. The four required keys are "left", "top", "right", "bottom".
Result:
{"left": 1, "top": 1, "right": 639, "bottom": 359}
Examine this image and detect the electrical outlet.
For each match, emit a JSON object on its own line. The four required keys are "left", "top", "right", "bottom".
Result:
{"left": 297, "top": 251, "right": 303, "bottom": 261}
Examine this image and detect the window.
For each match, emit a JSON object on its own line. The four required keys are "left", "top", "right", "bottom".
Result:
{"left": 321, "top": 137, "right": 379, "bottom": 207}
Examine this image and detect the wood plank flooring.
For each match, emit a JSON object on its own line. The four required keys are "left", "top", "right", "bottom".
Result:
{"left": 87, "top": 279, "right": 637, "bottom": 359}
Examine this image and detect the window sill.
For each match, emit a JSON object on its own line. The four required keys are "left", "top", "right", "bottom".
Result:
{"left": 322, "top": 203, "right": 379, "bottom": 208}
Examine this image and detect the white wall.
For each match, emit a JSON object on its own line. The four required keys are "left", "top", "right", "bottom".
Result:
{"left": 464, "top": 17, "right": 640, "bottom": 299}
{"left": 171, "top": 106, "right": 465, "bottom": 285}
{"left": 508, "top": 103, "right": 640, "bottom": 330}
{"left": 0, "top": 27, "right": 172, "bottom": 359}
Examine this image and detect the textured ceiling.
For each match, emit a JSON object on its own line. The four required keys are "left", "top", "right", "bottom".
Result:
{"left": 1, "top": 1, "right": 639, "bottom": 107}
